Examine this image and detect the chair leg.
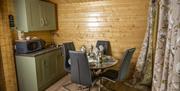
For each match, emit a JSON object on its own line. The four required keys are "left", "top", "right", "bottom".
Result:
{"left": 88, "top": 87, "right": 91, "bottom": 91}
{"left": 62, "top": 81, "right": 73, "bottom": 91}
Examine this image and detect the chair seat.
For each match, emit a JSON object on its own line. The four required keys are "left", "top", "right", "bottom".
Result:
{"left": 101, "top": 69, "right": 118, "bottom": 81}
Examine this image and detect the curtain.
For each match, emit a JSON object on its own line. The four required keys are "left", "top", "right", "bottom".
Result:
{"left": 129, "top": 0, "right": 180, "bottom": 91}
{"left": 152, "top": 0, "right": 180, "bottom": 91}
{"left": 128, "top": 0, "right": 158, "bottom": 89}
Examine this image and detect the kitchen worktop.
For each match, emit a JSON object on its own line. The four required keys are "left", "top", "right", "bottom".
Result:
{"left": 16, "top": 47, "right": 62, "bottom": 57}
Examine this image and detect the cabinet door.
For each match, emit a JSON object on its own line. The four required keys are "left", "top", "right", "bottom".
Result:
{"left": 36, "top": 55, "right": 46, "bottom": 89}
{"left": 16, "top": 0, "right": 41, "bottom": 32}
{"left": 43, "top": 51, "right": 57, "bottom": 84}
{"left": 45, "top": 2, "right": 56, "bottom": 30}
{"left": 39, "top": 1, "right": 56, "bottom": 30}
{"left": 26, "top": 0, "right": 42, "bottom": 31}
{"left": 56, "top": 50, "right": 64, "bottom": 77}
{"left": 39, "top": 1, "right": 46, "bottom": 30}
{"left": 36, "top": 52, "right": 57, "bottom": 89}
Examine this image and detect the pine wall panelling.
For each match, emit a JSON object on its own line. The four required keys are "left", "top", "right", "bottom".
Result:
{"left": 0, "top": 4, "right": 5, "bottom": 91}
{"left": 24, "top": 31, "right": 53, "bottom": 44}
{"left": 0, "top": 12, "right": 6, "bottom": 91}
{"left": 0, "top": 0, "right": 18, "bottom": 91}
{"left": 13, "top": 31, "right": 54, "bottom": 45}
{"left": 50, "top": 0, "right": 149, "bottom": 64}
{"left": 57, "top": 0, "right": 103, "bottom": 4}
{"left": 0, "top": 49, "right": 6, "bottom": 91}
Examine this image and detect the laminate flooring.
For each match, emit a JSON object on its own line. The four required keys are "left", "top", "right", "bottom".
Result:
{"left": 46, "top": 75, "right": 148, "bottom": 91}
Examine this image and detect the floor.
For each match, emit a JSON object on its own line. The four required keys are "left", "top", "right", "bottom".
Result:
{"left": 46, "top": 75, "right": 144, "bottom": 91}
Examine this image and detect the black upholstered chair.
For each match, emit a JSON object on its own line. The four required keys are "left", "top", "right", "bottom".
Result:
{"left": 100, "top": 48, "right": 136, "bottom": 83}
{"left": 96, "top": 40, "right": 111, "bottom": 55}
{"left": 62, "top": 42, "right": 75, "bottom": 73}
{"left": 62, "top": 42, "right": 75, "bottom": 91}
{"left": 69, "top": 51, "right": 97, "bottom": 91}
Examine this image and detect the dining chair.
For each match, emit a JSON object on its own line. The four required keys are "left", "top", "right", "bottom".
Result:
{"left": 96, "top": 40, "right": 111, "bottom": 55}
{"left": 62, "top": 42, "right": 75, "bottom": 90}
{"left": 69, "top": 51, "right": 97, "bottom": 91}
{"left": 62, "top": 42, "right": 75, "bottom": 72}
{"left": 100, "top": 48, "right": 136, "bottom": 89}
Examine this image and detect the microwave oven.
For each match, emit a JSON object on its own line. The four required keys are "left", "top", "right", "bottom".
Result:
{"left": 15, "top": 39, "right": 45, "bottom": 54}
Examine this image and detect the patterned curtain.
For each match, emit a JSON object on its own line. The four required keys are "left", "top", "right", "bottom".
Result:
{"left": 127, "top": 0, "right": 158, "bottom": 89}
{"left": 129, "top": 0, "right": 180, "bottom": 91}
{"left": 152, "top": 0, "right": 180, "bottom": 91}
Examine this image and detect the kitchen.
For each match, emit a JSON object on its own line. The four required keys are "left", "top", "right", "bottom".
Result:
{"left": 0, "top": 0, "right": 180, "bottom": 91}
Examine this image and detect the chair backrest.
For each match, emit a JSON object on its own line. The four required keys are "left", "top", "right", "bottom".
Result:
{"left": 62, "top": 42, "right": 75, "bottom": 72}
{"left": 96, "top": 40, "right": 111, "bottom": 55}
{"left": 117, "top": 48, "right": 136, "bottom": 81}
{"left": 69, "top": 51, "right": 93, "bottom": 87}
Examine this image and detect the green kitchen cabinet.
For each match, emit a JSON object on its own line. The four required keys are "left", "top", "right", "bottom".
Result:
{"left": 15, "top": 47, "right": 66, "bottom": 91}
{"left": 15, "top": 0, "right": 56, "bottom": 32}
{"left": 39, "top": 1, "right": 56, "bottom": 30}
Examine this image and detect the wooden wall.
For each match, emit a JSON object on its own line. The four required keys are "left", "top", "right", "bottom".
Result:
{"left": 0, "top": 0, "right": 149, "bottom": 90}
{"left": 13, "top": 31, "right": 53, "bottom": 45}
{"left": 24, "top": 31, "right": 53, "bottom": 44}
{"left": 51, "top": 0, "right": 149, "bottom": 62}
{"left": 57, "top": 0, "right": 103, "bottom": 4}
{"left": 0, "top": 0, "right": 18, "bottom": 91}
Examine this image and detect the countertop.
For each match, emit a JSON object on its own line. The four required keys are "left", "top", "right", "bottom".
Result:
{"left": 16, "top": 47, "right": 61, "bottom": 57}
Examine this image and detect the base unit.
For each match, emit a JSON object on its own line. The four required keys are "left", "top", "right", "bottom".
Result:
{"left": 15, "top": 47, "right": 66, "bottom": 91}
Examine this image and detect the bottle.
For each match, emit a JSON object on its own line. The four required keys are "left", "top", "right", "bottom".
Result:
{"left": 98, "top": 52, "right": 103, "bottom": 64}
{"left": 17, "top": 31, "right": 25, "bottom": 40}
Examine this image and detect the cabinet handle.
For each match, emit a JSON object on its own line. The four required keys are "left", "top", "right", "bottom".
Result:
{"left": 44, "top": 17, "right": 48, "bottom": 25}
{"left": 40, "top": 18, "right": 45, "bottom": 26}
{"left": 44, "top": 60, "right": 46, "bottom": 66}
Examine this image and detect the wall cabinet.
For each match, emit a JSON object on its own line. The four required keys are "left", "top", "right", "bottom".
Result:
{"left": 15, "top": 47, "right": 66, "bottom": 91}
{"left": 15, "top": 0, "right": 56, "bottom": 32}
{"left": 39, "top": 1, "right": 56, "bottom": 30}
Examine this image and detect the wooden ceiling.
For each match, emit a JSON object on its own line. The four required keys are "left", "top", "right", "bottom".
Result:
{"left": 57, "top": 0, "right": 104, "bottom": 4}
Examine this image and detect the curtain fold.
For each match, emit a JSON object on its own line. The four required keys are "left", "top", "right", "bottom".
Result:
{"left": 152, "top": 0, "right": 180, "bottom": 91}
{"left": 130, "top": 0, "right": 180, "bottom": 91}
{"left": 130, "top": 0, "right": 158, "bottom": 88}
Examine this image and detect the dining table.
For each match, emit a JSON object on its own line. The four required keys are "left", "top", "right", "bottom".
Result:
{"left": 68, "top": 54, "right": 118, "bottom": 70}
{"left": 87, "top": 55, "right": 118, "bottom": 91}
{"left": 88, "top": 55, "right": 118, "bottom": 70}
